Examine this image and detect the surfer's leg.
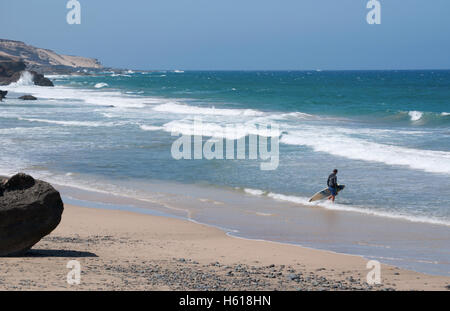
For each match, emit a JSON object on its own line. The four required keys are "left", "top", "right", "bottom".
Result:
{"left": 329, "top": 187, "right": 336, "bottom": 202}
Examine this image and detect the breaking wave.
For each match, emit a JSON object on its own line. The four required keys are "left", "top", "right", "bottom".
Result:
{"left": 152, "top": 102, "right": 264, "bottom": 117}
{"left": 18, "top": 117, "right": 125, "bottom": 127}
{"left": 240, "top": 188, "right": 450, "bottom": 227}
{"left": 9, "top": 71, "right": 34, "bottom": 87}
{"left": 280, "top": 127, "right": 450, "bottom": 175}
{"left": 408, "top": 111, "right": 423, "bottom": 121}
{"left": 94, "top": 82, "right": 109, "bottom": 88}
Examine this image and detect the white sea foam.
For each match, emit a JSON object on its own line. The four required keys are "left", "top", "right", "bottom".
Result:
{"left": 280, "top": 126, "right": 450, "bottom": 174}
{"left": 8, "top": 71, "right": 34, "bottom": 87}
{"left": 3, "top": 83, "right": 147, "bottom": 109}
{"left": 441, "top": 112, "right": 450, "bottom": 116}
{"left": 267, "top": 192, "right": 312, "bottom": 205}
{"left": 94, "top": 82, "right": 109, "bottom": 88}
{"left": 275, "top": 111, "right": 314, "bottom": 120}
{"left": 152, "top": 102, "right": 264, "bottom": 117}
{"left": 139, "top": 125, "right": 164, "bottom": 131}
{"left": 45, "top": 74, "right": 71, "bottom": 79}
{"left": 244, "top": 188, "right": 266, "bottom": 196}
{"left": 240, "top": 189, "right": 450, "bottom": 226}
{"left": 161, "top": 120, "right": 281, "bottom": 139}
{"left": 408, "top": 110, "right": 423, "bottom": 121}
{"left": 17, "top": 117, "right": 124, "bottom": 127}
{"left": 112, "top": 74, "right": 131, "bottom": 77}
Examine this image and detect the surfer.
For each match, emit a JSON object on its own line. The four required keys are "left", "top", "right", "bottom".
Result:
{"left": 327, "top": 169, "right": 338, "bottom": 202}
{"left": 308, "top": 169, "right": 344, "bottom": 202}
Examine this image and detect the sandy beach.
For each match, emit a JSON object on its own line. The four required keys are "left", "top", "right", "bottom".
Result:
{"left": 1, "top": 204, "right": 448, "bottom": 291}
{"left": 1, "top": 0, "right": 449, "bottom": 296}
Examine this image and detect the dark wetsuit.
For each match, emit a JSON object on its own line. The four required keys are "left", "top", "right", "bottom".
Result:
{"left": 327, "top": 173, "right": 338, "bottom": 196}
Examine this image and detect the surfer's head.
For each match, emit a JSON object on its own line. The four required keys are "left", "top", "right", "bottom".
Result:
{"left": 333, "top": 169, "right": 338, "bottom": 174}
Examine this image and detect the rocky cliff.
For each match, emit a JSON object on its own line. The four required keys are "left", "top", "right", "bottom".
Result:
{"left": 0, "top": 39, "right": 103, "bottom": 74}
{"left": 0, "top": 38, "right": 107, "bottom": 86}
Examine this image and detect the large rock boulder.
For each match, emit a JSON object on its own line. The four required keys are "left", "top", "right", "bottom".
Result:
{"left": 0, "top": 59, "right": 25, "bottom": 85}
{"left": 0, "top": 173, "right": 64, "bottom": 256}
{"left": 29, "top": 70, "right": 54, "bottom": 87}
{"left": 0, "top": 59, "right": 53, "bottom": 86}
{"left": 0, "top": 90, "right": 6, "bottom": 101}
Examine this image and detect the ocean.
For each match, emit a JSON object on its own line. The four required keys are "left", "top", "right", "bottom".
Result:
{"left": 1, "top": 70, "right": 449, "bottom": 275}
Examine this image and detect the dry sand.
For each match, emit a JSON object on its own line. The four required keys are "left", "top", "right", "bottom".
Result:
{"left": 0, "top": 204, "right": 448, "bottom": 291}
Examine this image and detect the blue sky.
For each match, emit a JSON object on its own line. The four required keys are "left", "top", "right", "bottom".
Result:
{"left": 1, "top": 0, "right": 449, "bottom": 70}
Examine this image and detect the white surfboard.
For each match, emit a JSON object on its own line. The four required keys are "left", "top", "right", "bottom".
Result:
{"left": 309, "top": 185, "right": 345, "bottom": 202}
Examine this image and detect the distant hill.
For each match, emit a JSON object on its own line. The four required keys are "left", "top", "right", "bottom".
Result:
{"left": 0, "top": 39, "right": 103, "bottom": 73}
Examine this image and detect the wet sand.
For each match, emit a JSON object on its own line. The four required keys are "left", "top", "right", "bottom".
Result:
{"left": 0, "top": 204, "right": 448, "bottom": 291}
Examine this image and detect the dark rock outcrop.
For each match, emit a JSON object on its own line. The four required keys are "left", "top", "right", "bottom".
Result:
{"left": 0, "top": 59, "right": 25, "bottom": 85}
{"left": 0, "top": 173, "right": 64, "bottom": 256}
{"left": 0, "top": 90, "right": 6, "bottom": 101}
{"left": 0, "top": 59, "right": 54, "bottom": 86}
{"left": 19, "top": 95, "right": 37, "bottom": 100}
{"left": 29, "top": 70, "right": 53, "bottom": 86}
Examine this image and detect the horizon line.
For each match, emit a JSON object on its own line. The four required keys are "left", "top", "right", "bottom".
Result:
{"left": 113, "top": 68, "right": 450, "bottom": 72}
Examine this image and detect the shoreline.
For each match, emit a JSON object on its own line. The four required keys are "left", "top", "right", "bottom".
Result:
{"left": 1, "top": 203, "right": 449, "bottom": 291}
{"left": 2, "top": 175, "right": 450, "bottom": 277}
{"left": 57, "top": 181, "right": 450, "bottom": 277}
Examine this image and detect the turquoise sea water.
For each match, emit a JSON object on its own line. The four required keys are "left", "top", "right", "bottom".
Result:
{"left": 1, "top": 70, "right": 449, "bottom": 274}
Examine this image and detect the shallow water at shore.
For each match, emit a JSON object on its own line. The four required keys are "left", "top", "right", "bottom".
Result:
{"left": 57, "top": 181, "right": 450, "bottom": 277}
